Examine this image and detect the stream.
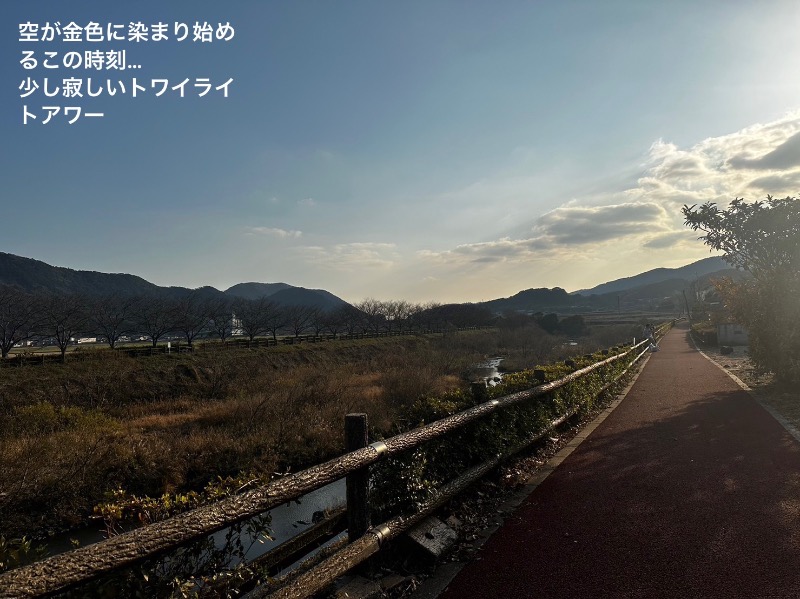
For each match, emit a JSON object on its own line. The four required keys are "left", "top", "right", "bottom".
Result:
{"left": 472, "top": 356, "right": 504, "bottom": 386}
{"left": 39, "top": 359, "right": 504, "bottom": 578}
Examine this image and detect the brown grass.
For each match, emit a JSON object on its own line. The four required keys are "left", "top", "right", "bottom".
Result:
{"left": 0, "top": 326, "right": 637, "bottom": 540}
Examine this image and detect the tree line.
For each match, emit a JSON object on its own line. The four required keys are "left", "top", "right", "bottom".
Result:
{"left": 0, "top": 287, "right": 499, "bottom": 361}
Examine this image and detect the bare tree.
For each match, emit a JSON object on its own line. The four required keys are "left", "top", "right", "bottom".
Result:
{"left": 133, "top": 295, "right": 177, "bottom": 347}
{"left": 232, "top": 296, "right": 278, "bottom": 344}
{"left": 406, "top": 302, "right": 426, "bottom": 332}
{"left": 309, "top": 306, "right": 326, "bottom": 337}
{"left": 386, "top": 299, "right": 413, "bottom": 332}
{"left": 416, "top": 301, "right": 443, "bottom": 331}
{"left": 320, "top": 305, "right": 349, "bottom": 338}
{"left": 90, "top": 293, "right": 139, "bottom": 349}
{"left": 0, "top": 286, "right": 40, "bottom": 358}
{"left": 174, "top": 291, "right": 213, "bottom": 347}
{"left": 284, "top": 304, "right": 314, "bottom": 338}
{"left": 206, "top": 297, "right": 233, "bottom": 343}
{"left": 426, "top": 302, "right": 493, "bottom": 329}
{"left": 381, "top": 300, "right": 398, "bottom": 332}
{"left": 264, "top": 304, "right": 287, "bottom": 342}
{"left": 354, "top": 298, "right": 385, "bottom": 334}
{"left": 41, "top": 293, "right": 90, "bottom": 362}
{"left": 338, "top": 304, "right": 364, "bottom": 335}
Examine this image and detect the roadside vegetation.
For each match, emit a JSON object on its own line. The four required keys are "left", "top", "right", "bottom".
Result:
{"left": 0, "top": 304, "right": 645, "bottom": 574}
{"left": 684, "top": 195, "right": 800, "bottom": 384}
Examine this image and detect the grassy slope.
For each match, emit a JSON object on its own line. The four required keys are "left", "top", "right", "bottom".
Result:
{"left": 0, "top": 324, "right": 640, "bottom": 540}
{"left": 0, "top": 334, "right": 479, "bottom": 539}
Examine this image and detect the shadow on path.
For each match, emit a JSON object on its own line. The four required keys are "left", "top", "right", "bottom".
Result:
{"left": 440, "top": 323, "right": 800, "bottom": 598}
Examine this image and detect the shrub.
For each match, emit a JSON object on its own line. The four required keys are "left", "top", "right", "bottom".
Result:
{"left": 371, "top": 347, "right": 634, "bottom": 520}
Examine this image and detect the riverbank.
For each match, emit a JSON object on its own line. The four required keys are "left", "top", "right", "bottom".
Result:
{"left": 0, "top": 322, "right": 640, "bottom": 559}
{"left": 0, "top": 334, "right": 477, "bottom": 543}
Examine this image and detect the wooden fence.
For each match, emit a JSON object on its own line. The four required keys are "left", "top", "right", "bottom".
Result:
{"left": 0, "top": 323, "right": 674, "bottom": 598}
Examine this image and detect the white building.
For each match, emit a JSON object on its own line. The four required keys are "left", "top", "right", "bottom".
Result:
{"left": 717, "top": 322, "right": 748, "bottom": 346}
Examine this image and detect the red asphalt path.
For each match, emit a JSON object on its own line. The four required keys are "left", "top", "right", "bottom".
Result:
{"left": 440, "top": 323, "right": 800, "bottom": 598}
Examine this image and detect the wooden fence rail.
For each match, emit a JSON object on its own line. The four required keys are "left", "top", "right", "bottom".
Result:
{"left": 0, "top": 323, "right": 672, "bottom": 598}
{"left": 262, "top": 341, "right": 658, "bottom": 598}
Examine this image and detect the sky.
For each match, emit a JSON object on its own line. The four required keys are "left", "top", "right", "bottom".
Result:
{"left": 2, "top": 1, "right": 800, "bottom": 303}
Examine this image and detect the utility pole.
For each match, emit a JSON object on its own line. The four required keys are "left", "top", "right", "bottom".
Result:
{"left": 682, "top": 290, "right": 692, "bottom": 323}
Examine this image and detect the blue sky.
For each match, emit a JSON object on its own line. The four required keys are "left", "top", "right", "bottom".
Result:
{"left": 3, "top": 1, "right": 800, "bottom": 302}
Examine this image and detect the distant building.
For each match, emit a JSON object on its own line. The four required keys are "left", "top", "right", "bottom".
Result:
{"left": 717, "top": 322, "right": 748, "bottom": 346}
{"left": 231, "top": 312, "right": 243, "bottom": 336}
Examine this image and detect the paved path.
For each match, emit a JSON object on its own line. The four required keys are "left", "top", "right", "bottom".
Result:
{"left": 440, "top": 323, "right": 800, "bottom": 598}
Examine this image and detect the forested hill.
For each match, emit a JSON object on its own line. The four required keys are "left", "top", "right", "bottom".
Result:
{"left": 481, "top": 256, "right": 740, "bottom": 314}
{"left": 483, "top": 287, "right": 603, "bottom": 313}
{"left": 0, "top": 251, "right": 736, "bottom": 314}
{"left": 0, "top": 252, "right": 349, "bottom": 309}
{"left": 572, "top": 256, "right": 730, "bottom": 296}
{"left": 0, "top": 252, "right": 163, "bottom": 296}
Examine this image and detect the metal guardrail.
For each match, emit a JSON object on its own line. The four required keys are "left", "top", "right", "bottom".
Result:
{"left": 0, "top": 322, "right": 673, "bottom": 598}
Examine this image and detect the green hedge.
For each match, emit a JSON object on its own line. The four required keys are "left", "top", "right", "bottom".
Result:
{"left": 370, "top": 344, "right": 640, "bottom": 520}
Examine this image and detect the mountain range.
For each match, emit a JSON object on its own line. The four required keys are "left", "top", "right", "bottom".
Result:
{"left": 480, "top": 256, "right": 741, "bottom": 314}
{"left": 0, "top": 251, "right": 739, "bottom": 313}
{"left": 0, "top": 252, "right": 348, "bottom": 310}
{"left": 572, "top": 256, "right": 734, "bottom": 295}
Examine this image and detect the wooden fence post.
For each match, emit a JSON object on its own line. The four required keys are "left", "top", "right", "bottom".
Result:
{"left": 471, "top": 381, "right": 487, "bottom": 402}
{"left": 345, "top": 413, "right": 370, "bottom": 543}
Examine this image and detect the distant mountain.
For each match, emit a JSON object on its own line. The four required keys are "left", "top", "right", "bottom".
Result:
{"left": 572, "top": 256, "right": 731, "bottom": 296}
{"left": 0, "top": 252, "right": 163, "bottom": 296}
{"left": 224, "top": 282, "right": 293, "bottom": 300}
{"left": 268, "top": 287, "right": 348, "bottom": 310}
{"left": 483, "top": 287, "right": 591, "bottom": 314}
{"left": 482, "top": 256, "right": 744, "bottom": 314}
{"left": 181, "top": 285, "right": 228, "bottom": 301}
{"left": 224, "top": 282, "right": 347, "bottom": 310}
{"left": 601, "top": 278, "right": 689, "bottom": 303}
{"left": 0, "top": 252, "right": 348, "bottom": 310}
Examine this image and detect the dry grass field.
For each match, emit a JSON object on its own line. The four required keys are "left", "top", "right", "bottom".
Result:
{"left": 0, "top": 323, "right": 641, "bottom": 547}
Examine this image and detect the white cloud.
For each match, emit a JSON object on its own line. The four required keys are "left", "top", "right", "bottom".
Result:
{"left": 246, "top": 226, "right": 302, "bottom": 238}
{"left": 748, "top": 171, "right": 800, "bottom": 191}
{"left": 728, "top": 130, "right": 800, "bottom": 170}
{"left": 419, "top": 110, "right": 800, "bottom": 267}
{"left": 242, "top": 113, "right": 800, "bottom": 301}
{"left": 535, "top": 202, "right": 670, "bottom": 244}
{"left": 641, "top": 231, "right": 699, "bottom": 251}
{"left": 419, "top": 201, "right": 671, "bottom": 266}
{"left": 299, "top": 242, "right": 399, "bottom": 270}
{"left": 639, "top": 113, "right": 800, "bottom": 204}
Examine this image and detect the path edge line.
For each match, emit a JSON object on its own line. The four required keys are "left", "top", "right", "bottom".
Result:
{"left": 688, "top": 333, "right": 800, "bottom": 445}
